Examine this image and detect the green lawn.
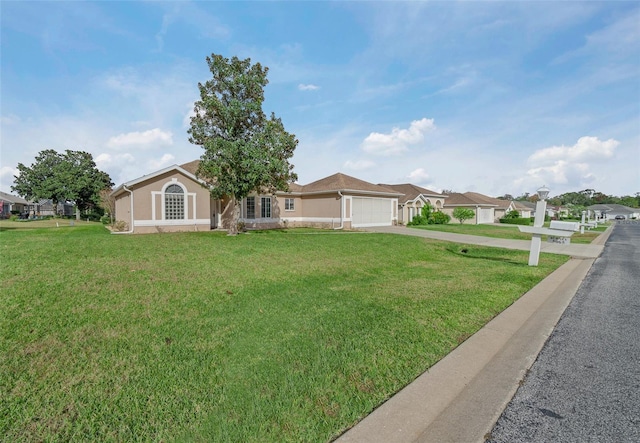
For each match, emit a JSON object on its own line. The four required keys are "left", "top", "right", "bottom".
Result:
{"left": 409, "top": 222, "right": 608, "bottom": 244}
{"left": 1, "top": 222, "right": 568, "bottom": 442}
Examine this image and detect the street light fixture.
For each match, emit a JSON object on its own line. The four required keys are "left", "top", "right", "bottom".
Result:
{"left": 537, "top": 185, "right": 550, "bottom": 201}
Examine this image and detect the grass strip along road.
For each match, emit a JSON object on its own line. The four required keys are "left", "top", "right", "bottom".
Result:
{"left": 1, "top": 222, "right": 567, "bottom": 442}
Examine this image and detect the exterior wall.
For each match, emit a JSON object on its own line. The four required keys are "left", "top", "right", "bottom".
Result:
{"left": 301, "top": 195, "right": 341, "bottom": 218}
{"left": 117, "top": 170, "right": 213, "bottom": 234}
{"left": 114, "top": 192, "right": 132, "bottom": 231}
{"left": 277, "top": 194, "right": 345, "bottom": 229}
{"left": 277, "top": 195, "right": 303, "bottom": 218}
{"left": 442, "top": 207, "right": 477, "bottom": 224}
{"left": 494, "top": 209, "right": 506, "bottom": 222}
{"left": 443, "top": 206, "right": 495, "bottom": 224}
{"left": 132, "top": 224, "right": 212, "bottom": 234}
{"left": 426, "top": 197, "right": 445, "bottom": 210}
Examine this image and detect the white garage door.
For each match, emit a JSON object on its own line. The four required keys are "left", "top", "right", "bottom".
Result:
{"left": 477, "top": 207, "right": 494, "bottom": 224}
{"left": 352, "top": 197, "right": 393, "bottom": 227}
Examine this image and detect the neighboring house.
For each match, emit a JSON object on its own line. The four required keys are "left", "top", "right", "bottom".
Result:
{"left": 0, "top": 192, "right": 74, "bottom": 218}
{"left": 32, "top": 199, "right": 75, "bottom": 217}
{"left": 547, "top": 206, "right": 569, "bottom": 219}
{"left": 587, "top": 204, "right": 639, "bottom": 220}
{"left": 377, "top": 183, "right": 447, "bottom": 225}
{"left": 463, "top": 192, "right": 516, "bottom": 221}
{"left": 442, "top": 192, "right": 516, "bottom": 224}
{"left": 513, "top": 200, "right": 535, "bottom": 218}
{"left": 443, "top": 193, "right": 496, "bottom": 224}
{"left": 111, "top": 162, "right": 401, "bottom": 234}
{"left": 0, "top": 191, "right": 29, "bottom": 217}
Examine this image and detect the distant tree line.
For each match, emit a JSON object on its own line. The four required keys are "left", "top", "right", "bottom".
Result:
{"left": 497, "top": 189, "right": 639, "bottom": 208}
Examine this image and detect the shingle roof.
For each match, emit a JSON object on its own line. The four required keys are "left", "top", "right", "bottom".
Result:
{"left": 302, "top": 173, "right": 401, "bottom": 195}
{"left": 463, "top": 192, "right": 511, "bottom": 210}
{"left": 116, "top": 161, "right": 399, "bottom": 198}
{"left": 378, "top": 183, "right": 445, "bottom": 204}
{"left": 0, "top": 191, "right": 30, "bottom": 204}
{"left": 285, "top": 183, "right": 304, "bottom": 193}
{"left": 587, "top": 204, "right": 637, "bottom": 214}
{"left": 444, "top": 192, "right": 497, "bottom": 206}
{"left": 513, "top": 200, "right": 536, "bottom": 210}
{"left": 180, "top": 160, "right": 200, "bottom": 176}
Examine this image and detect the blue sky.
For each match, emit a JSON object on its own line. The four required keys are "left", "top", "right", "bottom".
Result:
{"left": 1, "top": 1, "right": 639, "bottom": 198}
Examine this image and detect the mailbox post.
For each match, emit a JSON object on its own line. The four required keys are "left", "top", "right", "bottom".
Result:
{"left": 528, "top": 186, "right": 549, "bottom": 266}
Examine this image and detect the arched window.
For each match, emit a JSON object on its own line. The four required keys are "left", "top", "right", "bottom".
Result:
{"left": 165, "top": 184, "right": 184, "bottom": 220}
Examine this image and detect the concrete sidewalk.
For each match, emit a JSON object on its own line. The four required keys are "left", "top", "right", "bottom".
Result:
{"left": 335, "top": 226, "right": 613, "bottom": 443}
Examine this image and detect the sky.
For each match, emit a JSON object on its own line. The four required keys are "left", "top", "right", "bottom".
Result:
{"left": 1, "top": 1, "right": 639, "bottom": 199}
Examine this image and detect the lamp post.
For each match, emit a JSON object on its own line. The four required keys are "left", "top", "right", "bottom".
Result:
{"left": 528, "top": 186, "right": 549, "bottom": 266}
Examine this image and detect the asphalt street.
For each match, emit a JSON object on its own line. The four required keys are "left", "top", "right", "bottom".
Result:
{"left": 487, "top": 221, "right": 640, "bottom": 443}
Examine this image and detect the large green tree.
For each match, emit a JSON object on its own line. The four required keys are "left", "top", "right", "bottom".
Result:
{"left": 188, "top": 53, "right": 298, "bottom": 235}
{"left": 12, "top": 149, "right": 113, "bottom": 219}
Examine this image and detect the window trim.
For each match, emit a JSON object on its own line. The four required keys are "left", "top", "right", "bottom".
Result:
{"left": 261, "top": 196, "right": 271, "bottom": 218}
{"left": 163, "top": 182, "right": 185, "bottom": 220}
{"left": 246, "top": 196, "right": 256, "bottom": 219}
{"left": 285, "top": 198, "right": 295, "bottom": 211}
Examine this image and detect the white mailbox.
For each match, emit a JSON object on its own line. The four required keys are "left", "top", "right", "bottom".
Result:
{"left": 549, "top": 220, "right": 579, "bottom": 231}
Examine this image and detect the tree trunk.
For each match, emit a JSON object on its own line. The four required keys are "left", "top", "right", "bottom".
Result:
{"left": 76, "top": 206, "right": 81, "bottom": 221}
{"left": 227, "top": 198, "right": 240, "bottom": 236}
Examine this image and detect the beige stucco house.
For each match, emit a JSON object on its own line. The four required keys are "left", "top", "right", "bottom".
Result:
{"left": 378, "top": 184, "right": 447, "bottom": 225}
{"left": 111, "top": 162, "right": 401, "bottom": 234}
{"left": 443, "top": 192, "right": 519, "bottom": 224}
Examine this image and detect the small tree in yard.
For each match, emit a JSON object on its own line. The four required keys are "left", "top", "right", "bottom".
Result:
{"left": 99, "top": 188, "right": 116, "bottom": 223}
{"left": 504, "top": 210, "right": 520, "bottom": 219}
{"left": 188, "top": 53, "right": 298, "bottom": 235}
{"left": 452, "top": 207, "right": 475, "bottom": 224}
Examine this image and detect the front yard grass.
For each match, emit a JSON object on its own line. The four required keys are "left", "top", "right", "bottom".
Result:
{"left": 1, "top": 223, "right": 568, "bottom": 442}
{"left": 409, "top": 222, "right": 608, "bottom": 244}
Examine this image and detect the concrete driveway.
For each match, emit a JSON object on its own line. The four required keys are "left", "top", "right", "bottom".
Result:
{"left": 363, "top": 225, "right": 605, "bottom": 259}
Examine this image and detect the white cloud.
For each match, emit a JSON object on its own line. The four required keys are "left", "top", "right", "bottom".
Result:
{"left": 527, "top": 136, "right": 618, "bottom": 166}
{"left": 183, "top": 105, "right": 196, "bottom": 129}
{"left": 517, "top": 136, "right": 620, "bottom": 192}
{"left": 1, "top": 166, "right": 18, "bottom": 194}
{"left": 95, "top": 152, "right": 134, "bottom": 166}
{"left": 407, "top": 168, "right": 430, "bottom": 182}
{"left": 0, "top": 114, "right": 21, "bottom": 125}
{"left": 343, "top": 159, "right": 375, "bottom": 171}
{"left": 361, "top": 118, "right": 435, "bottom": 156}
{"left": 107, "top": 128, "right": 173, "bottom": 149}
{"left": 298, "top": 83, "right": 320, "bottom": 91}
{"left": 148, "top": 153, "right": 175, "bottom": 170}
{"left": 94, "top": 153, "right": 112, "bottom": 165}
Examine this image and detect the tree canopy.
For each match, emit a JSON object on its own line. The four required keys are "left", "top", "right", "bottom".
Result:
{"left": 188, "top": 53, "right": 298, "bottom": 234}
{"left": 12, "top": 149, "right": 113, "bottom": 217}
